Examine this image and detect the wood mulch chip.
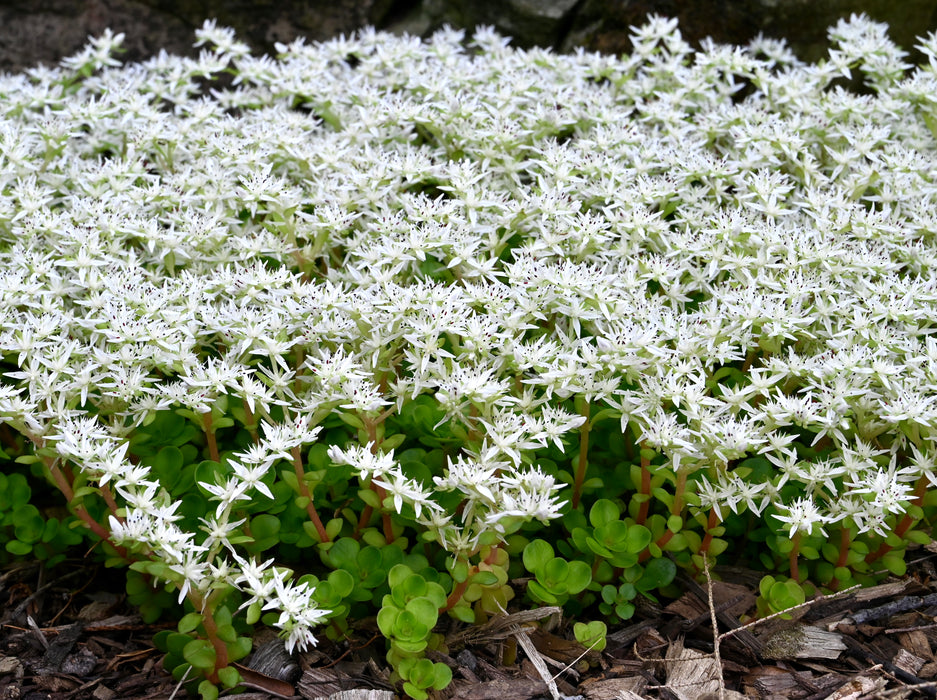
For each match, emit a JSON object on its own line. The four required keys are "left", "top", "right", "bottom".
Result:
{"left": 3, "top": 556, "right": 937, "bottom": 699}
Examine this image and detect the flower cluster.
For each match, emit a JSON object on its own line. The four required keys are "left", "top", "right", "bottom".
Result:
{"left": 1, "top": 11, "right": 937, "bottom": 682}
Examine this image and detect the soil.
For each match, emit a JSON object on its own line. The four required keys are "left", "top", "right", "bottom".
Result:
{"left": 2, "top": 554, "right": 937, "bottom": 700}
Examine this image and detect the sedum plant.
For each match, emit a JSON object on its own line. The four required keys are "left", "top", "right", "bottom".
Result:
{"left": 1, "top": 11, "right": 937, "bottom": 697}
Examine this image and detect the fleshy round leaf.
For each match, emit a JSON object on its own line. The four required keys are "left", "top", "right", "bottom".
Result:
{"left": 527, "top": 580, "right": 559, "bottom": 604}
{"left": 624, "top": 525, "right": 652, "bottom": 553}
{"left": 183, "top": 639, "right": 217, "bottom": 671}
{"left": 470, "top": 570, "right": 499, "bottom": 587}
{"left": 217, "top": 666, "right": 241, "bottom": 689}
{"left": 637, "top": 557, "right": 677, "bottom": 591}
{"left": 197, "top": 679, "right": 219, "bottom": 700}
{"left": 522, "top": 540, "right": 555, "bottom": 574}
{"left": 589, "top": 499, "right": 620, "bottom": 528}
{"left": 177, "top": 612, "right": 203, "bottom": 635}
{"left": 565, "top": 560, "right": 592, "bottom": 594}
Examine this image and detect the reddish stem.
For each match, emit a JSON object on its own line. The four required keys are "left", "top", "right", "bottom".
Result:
{"left": 359, "top": 418, "right": 397, "bottom": 544}
{"left": 74, "top": 505, "right": 124, "bottom": 553}
{"left": 698, "top": 508, "right": 721, "bottom": 556}
{"left": 202, "top": 410, "right": 220, "bottom": 463}
{"left": 48, "top": 460, "right": 75, "bottom": 501}
{"left": 442, "top": 578, "right": 470, "bottom": 613}
{"left": 866, "top": 475, "right": 929, "bottom": 564}
{"left": 643, "top": 468, "right": 688, "bottom": 561}
{"left": 353, "top": 504, "right": 374, "bottom": 538}
{"left": 293, "top": 346, "right": 306, "bottom": 394}
{"left": 441, "top": 548, "right": 501, "bottom": 613}
{"left": 46, "top": 457, "right": 126, "bottom": 556}
{"left": 99, "top": 484, "right": 121, "bottom": 518}
{"left": 467, "top": 404, "right": 482, "bottom": 445}
{"left": 241, "top": 398, "right": 259, "bottom": 444}
{"left": 382, "top": 512, "right": 395, "bottom": 543}
{"left": 291, "top": 445, "right": 330, "bottom": 543}
{"left": 789, "top": 531, "right": 802, "bottom": 583}
{"left": 829, "top": 526, "right": 852, "bottom": 591}
{"left": 636, "top": 446, "right": 652, "bottom": 526}
{"left": 372, "top": 482, "right": 395, "bottom": 544}
{"left": 672, "top": 468, "right": 687, "bottom": 516}
{"left": 193, "top": 594, "right": 228, "bottom": 684}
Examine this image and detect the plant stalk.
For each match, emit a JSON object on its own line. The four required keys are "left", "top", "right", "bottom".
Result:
{"left": 202, "top": 409, "right": 220, "bottom": 463}
{"left": 865, "top": 475, "right": 929, "bottom": 564}
{"left": 291, "top": 445, "right": 330, "bottom": 543}
{"left": 636, "top": 443, "right": 652, "bottom": 526}
{"left": 572, "top": 401, "right": 591, "bottom": 510}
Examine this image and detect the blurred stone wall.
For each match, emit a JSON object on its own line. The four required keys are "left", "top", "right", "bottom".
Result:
{"left": 1, "top": 0, "right": 935, "bottom": 73}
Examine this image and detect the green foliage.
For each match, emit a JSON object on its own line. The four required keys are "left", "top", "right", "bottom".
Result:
{"left": 377, "top": 565, "right": 450, "bottom": 699}
{"left": 153, "top": 603, "right": 250, "bottom": 698}
{"left": 449, "top": 546, "right": 515, "bottom": 621}
{"left": 523, "top": 540, "right": 592, "bottom": 605}
{"left": 756, "top": 575, "right": 813, "bottom": 619}
{"left": 0, "top": 471, "right": 83, "bottom": 566}
{"left": 573, "top": 621, "right": 607, "bottom": 653}
{"left": 571, "top": 499, "right": 652, "bottom": 568}
{"left": 126, "top": 569, "right": 178, "bottom": 624}
{"left": 599, "top": 583, "right": 637, "bottom": 622}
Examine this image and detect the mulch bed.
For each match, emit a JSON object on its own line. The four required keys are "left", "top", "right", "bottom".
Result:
{"left": 3, "top": 553, "right": 937, "bottom": 700}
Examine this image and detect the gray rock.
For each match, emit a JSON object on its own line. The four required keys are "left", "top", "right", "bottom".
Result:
{"left": 421, "top": 0, "right": 581, "bottom": 48}
{"left": 1, "top": 0, "right": 936, "bottom": 74}
{"left": 133, "top": 0, "right": 397, "bottom": 49}
{"left": 561, "top": 0, "right": 758, "bottom": 56}
{"left": 562, "top": 0, "right": 937, "bottom": 61}
{"left": 745, "top": 0, "right": 937, "bottom": 62}
{"left": 0, "top": 0, "right": 400, "bottom": 73}
{"left": 0, "top": 0, "right": 193, "bottom": 73}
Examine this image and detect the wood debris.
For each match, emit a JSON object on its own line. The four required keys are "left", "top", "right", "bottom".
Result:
{"left": 760, "top": 624, "right": 847, "bottom": 660}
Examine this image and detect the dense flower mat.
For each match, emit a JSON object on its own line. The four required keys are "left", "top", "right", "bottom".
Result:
{"left": 1, "top": 13, "right": 937, "bottom": 698}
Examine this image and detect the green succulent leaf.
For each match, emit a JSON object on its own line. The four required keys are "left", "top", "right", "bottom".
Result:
{"left": 178, "top": 612, "right": 203, "bottom": 635}
{"left": 5, "top": 540, "right": 32, "bottom": 556}
{"left": 404, "top": 597, "right": 439, "bottom": 630}
{"left": 377, "top": 606, "right": 399, "bottom": 638}
{"left": 573, "top": 620, "right": 607, "bottom": 652}
{"left": 624, "top": 525, "right": 652, "bottom": 553}
{"left": 402, "top": 681, "right": 429, "bottom": 700}
{"left": 393, "top": 609, "right": 430, "bottom": 641}
{"left": 637, "top": 557, "right": 677, "bottom": 592}
{"left": 566, "top": 560, "right": 592, "bottom": 594}
{"left": 765, "top": 578, "right": 807, "bottom": 614}
{"left": 523, "top": 540, "right": 555, "bottom": 574}
{"left": 217, "top": 666, "right": 241, "bottom": 689}
{"left": 470, "top": 570, "right": 499, "bottom": 587}
{"left": 527, "top": 579, "right": 559, "bottom": 604}
{"left": 227, "top": 636, "right": 253, "bottom": 663}
{"left": 881, "top": 553, "right": 907, "bottom": 576}
{"left": 589, "top": 499, "right": 620, "bottom": 527}
{"left": 197, "top": 679, "right": 219, "bottom": 700}
{"left": 183, "top": 639, "right": 217, "bottom": 672}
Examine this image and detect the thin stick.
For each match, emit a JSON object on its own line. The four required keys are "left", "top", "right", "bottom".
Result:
{"left": 718, "top": 583, "right": 861, "bottom": 642}
{"left": 872, "top": 679, "right": 937, "bottom": 698}
{"left": 513, "top": 626, "right": 560, "bottom": 700}
{"left": 167, "top": 665, "right": 191, "bottom": 700}
{"left": 701, "top": 552, "right": 726, "bottom": 700}
{"left": 550, "top": 637, "right": 603, "bottom": 682}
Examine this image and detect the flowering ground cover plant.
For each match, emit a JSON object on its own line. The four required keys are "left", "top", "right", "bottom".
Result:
{"left": 1, "top": 12, "right": 937, "bottom": 697}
